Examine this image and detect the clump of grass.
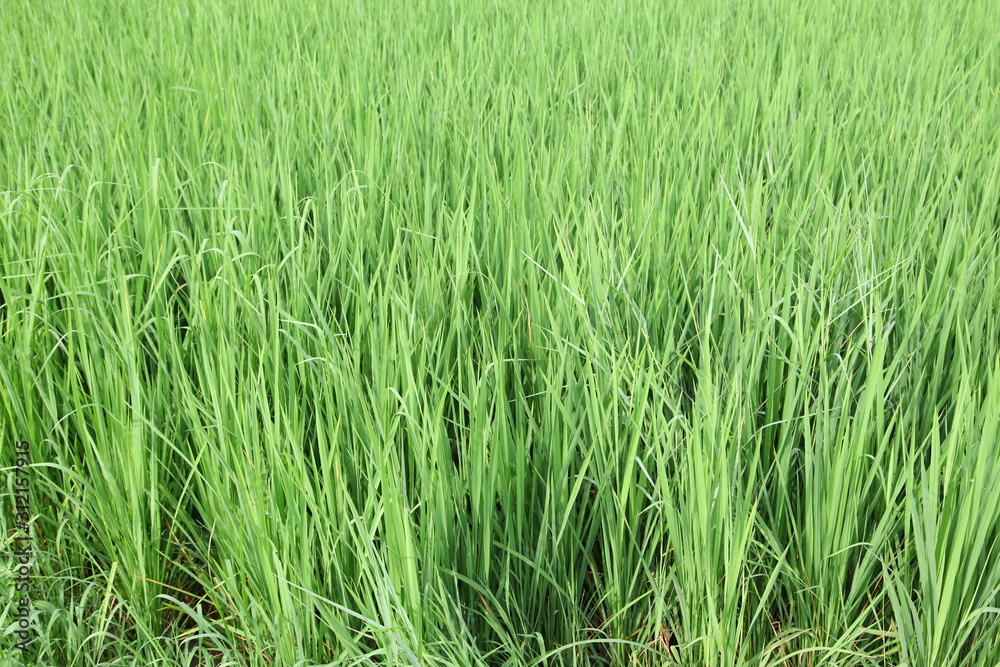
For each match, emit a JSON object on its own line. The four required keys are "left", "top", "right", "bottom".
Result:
{"left": 2, "top": 0, "right": 1000, "bottom": 665}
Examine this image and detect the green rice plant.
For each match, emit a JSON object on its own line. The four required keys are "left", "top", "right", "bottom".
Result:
{"left": 2, "top": 0, "right": 999, "bottom": 665}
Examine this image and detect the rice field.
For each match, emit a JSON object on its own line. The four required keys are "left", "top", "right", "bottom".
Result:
{"left": 2, "top": 0, "right": 1000, "bottom": 665}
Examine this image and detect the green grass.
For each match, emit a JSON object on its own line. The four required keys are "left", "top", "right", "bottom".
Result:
{"left": 2, "top": 0, "right": 1000, "bottom": 665}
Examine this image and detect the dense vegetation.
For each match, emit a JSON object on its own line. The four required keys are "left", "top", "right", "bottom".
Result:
{"left": 2, "top": 0, "right": 999, "bottom": 665}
